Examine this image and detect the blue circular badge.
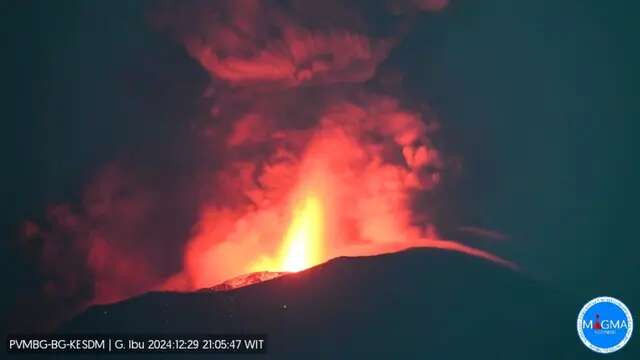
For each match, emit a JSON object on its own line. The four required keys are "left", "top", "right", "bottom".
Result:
{"left": 577, "top": 296, "right": 633, "bottom": 353}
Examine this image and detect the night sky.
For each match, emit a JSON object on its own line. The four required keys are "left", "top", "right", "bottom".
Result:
{"left": 3, "top": 0, "right": 639, "bottom": 333}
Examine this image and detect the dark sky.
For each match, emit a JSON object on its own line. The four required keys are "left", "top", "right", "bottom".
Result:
{"left": 392, "top": 1, "right": 639, "bottom": 302}
{"left": 2, "top": 0, "right": 639, "bottom": 328}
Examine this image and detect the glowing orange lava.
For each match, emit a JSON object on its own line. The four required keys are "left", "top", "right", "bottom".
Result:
{"left": 279, "top": 195, "right": 324, "bottom": 272}
{"left": 247, "top": 194, "right": 325, "bottom": 273}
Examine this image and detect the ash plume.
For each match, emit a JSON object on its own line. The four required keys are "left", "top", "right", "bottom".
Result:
{"left": 12, "top": 0, "right": 511, "bottom": 331}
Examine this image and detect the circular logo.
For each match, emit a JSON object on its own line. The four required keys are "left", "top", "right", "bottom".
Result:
{"left": 577, "top": 296, "right": 633, "bottom": 354}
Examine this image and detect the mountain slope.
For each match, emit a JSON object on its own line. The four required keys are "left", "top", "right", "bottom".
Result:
{"left": 61, "top": 247, "right": 606, "bottom": 359}
{"left": 202, "top": 271, "right": 289, "bottom": 292}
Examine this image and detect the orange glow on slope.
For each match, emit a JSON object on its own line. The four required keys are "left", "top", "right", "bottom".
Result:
{"left": 279, "top": 195, "right": 324, "bottom": 272}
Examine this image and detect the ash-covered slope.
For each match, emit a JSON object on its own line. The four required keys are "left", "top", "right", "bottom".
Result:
{"left": 201, "top": 271, "right": 289, "bottom": 292}
{"left": 61, "top": 248, "right": 602, "bottom": 359}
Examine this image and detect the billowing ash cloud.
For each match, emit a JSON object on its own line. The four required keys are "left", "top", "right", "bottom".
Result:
{"left": 161, "top": 89, "right": 448, "bottom": 289}
{"left": 152, "top": 0, "right": 396, "bottom": 88}
{"left": 12, "top": 163, "right": 199, "bottom": 330}
{"left": 14, "top": 0, "right": 511, "bottom": 331}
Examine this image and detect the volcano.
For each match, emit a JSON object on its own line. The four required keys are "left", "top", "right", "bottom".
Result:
{"left": 58, "top": 247, "right": 602, "bottom": 358}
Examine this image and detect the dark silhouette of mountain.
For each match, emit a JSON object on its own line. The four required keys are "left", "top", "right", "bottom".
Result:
{"left": 60, "top": 247, "right": 612, "bottom": 359}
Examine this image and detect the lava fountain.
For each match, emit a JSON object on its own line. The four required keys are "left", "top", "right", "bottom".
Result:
{"left": 246, "top": 193, "right": 325, "bottom": 273}
{"left": 279, "top": 195, "right": 324, "bottom": 272}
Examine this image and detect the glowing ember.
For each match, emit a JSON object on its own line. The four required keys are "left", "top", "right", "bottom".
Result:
{"left": 279, "top": 195, "right": 324, "bottom": 272}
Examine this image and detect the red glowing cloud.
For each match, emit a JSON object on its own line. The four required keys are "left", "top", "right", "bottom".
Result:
{"left": 164, "top": 93, "right": 448, "bottom": 289}
{"left": 152, "top": 0, "right": 396, "bottom": 88}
